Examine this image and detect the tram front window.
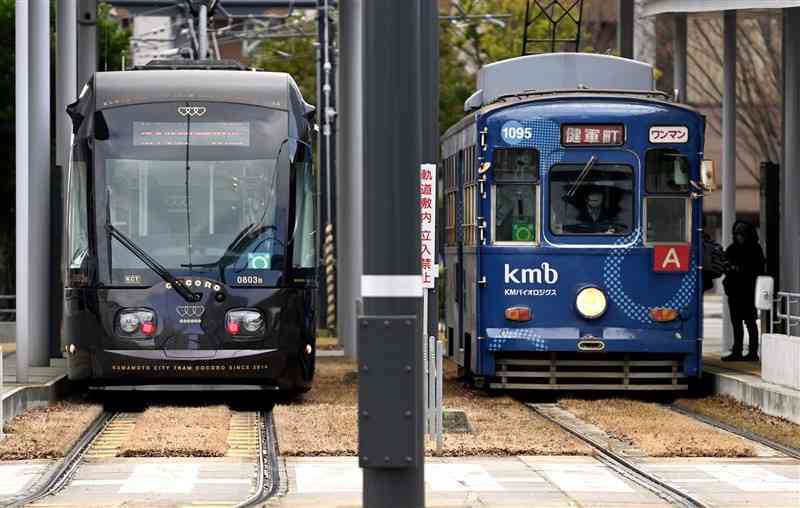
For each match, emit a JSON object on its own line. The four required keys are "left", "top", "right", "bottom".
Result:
{"left": 549, "top": 164, "right": 634, "bottom": 235}
{"left": 95, "top": 103, "right": 289, "bottom": 282}
{"left": 493, "top": 148, "right": 539, "bottom": 243}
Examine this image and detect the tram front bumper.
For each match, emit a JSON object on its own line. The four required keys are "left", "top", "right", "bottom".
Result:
{"left": 481, "top": 327, "right": 702, "bottom": 378}
{"left": 77, "top": 348, "right": 302, "bottom": 389}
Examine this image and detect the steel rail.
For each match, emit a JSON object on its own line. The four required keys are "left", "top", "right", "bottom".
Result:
{"left": 1, "top": 411, "right": 114, "bottom": 508}
{"left": 670, "top": 404, "right": 800, "bottom": 460}
{"left": 528, "top": 404, "right": 710, "bottom": 508}
{"left": 234, "top": 411, "right": 281, "bottom": 508}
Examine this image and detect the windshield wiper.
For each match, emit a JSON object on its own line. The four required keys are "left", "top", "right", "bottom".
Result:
{"left": 566, "top": 155, "right": 598, "bottom": 198}
{"left": 105, "top": 189, "right": 198, "bottom": 302}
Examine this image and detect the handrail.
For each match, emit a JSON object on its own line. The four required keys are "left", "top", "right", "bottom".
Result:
{"left": 772, "top": 291, "right": 800, "bottom": 337}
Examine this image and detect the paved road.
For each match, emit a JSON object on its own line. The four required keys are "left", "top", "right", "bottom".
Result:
{"left": 279, "top": 456, "right": 800, "bottom": 507}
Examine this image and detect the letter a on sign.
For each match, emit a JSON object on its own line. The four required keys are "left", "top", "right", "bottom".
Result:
{"left": 653, "top": 245, "right": 690, "bottom": 272}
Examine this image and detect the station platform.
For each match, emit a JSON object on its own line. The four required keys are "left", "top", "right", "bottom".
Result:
{"left": 702, "top": 296, "right": 800, "bottom": 424}
{"left": 1, "top": 347, "right": 67, "bottom": 426}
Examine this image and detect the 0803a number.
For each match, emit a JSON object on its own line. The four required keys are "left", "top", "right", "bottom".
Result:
{"left": 502, "top": 126, "right": 532, "bottom": 140}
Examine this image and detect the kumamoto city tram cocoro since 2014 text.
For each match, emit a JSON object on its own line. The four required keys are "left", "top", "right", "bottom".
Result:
{"left": 61, "top": 60, "right": 319, "bottom": 392}
{"left": 442, "top": 53, "right": 716, "bottom": 390}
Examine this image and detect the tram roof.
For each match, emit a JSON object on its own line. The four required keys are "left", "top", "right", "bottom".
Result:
{"left": 442, "top": 91, "right": 703, "bottom": 148}
{"left": 93, "top": 70, "right": 302, "bottom": 111}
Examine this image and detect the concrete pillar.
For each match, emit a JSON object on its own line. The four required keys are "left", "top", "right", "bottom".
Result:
{"left": 198, "top": 3, "right": 208, "bottom": 59}
{"left": 783, "top": 7, "right": 800, "bottom": 293}
{"left": 77, "top": 0, "right": 97, "bottom": 87}
{"left": 673, "top": 13, "right": 688, "bottom": 103}
{"left": 336, "top": 0, "right": 363, "bottom": 357}
{"left": 721, "top": 11, "right": 737, "bottom": 353}
{"left": 14, "top": 0, "right": 29, "bottom": 382}
{"left": 618, "top": 0, "right": 634, "bottom": 59}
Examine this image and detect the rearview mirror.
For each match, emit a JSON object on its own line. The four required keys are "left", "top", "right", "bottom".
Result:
{"left": 701, "top": 159, "right": 716, "bottom": 191}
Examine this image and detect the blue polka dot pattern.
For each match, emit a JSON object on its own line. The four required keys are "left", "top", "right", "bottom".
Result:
{"left": 499, "top": 118, "right": 564, "bottom": 180}
{"left": 486, "top": 328, "right": 547, "bottom": 352}
{"left": 602, "top": 231, "right": 696, "bottom": 323}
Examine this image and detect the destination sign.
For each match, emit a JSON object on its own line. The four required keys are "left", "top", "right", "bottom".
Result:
{"left": 133, "top": 122, "right": 250, "bottom": 147}
{"left": 561, "top": 124, "right": 624, "bottom": 146}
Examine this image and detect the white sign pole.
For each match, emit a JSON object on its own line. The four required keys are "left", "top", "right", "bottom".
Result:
{"left": 1, "top": 345, "right": 4, "bottom": 439}
{"left": 420, "top": 163, "right": 437, "bottom": 439}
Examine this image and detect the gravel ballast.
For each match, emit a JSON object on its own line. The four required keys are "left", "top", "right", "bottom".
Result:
{"left": 676, "top": 395, "right": 800, "bottom": 451}
{"left": 119, "top": 405, "right": 231, "bottom": 457}
{"left": 559, "top": 398, "right": 757, "bottom": 457}
{"left": 274, "top": 357, "right": 588, "bottom": 456}
{"left": 0, "top": 401, "right": 103, "bottom": 460}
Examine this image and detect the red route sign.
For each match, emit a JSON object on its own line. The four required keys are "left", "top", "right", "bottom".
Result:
{"left": 653, "top": 244, "right": 690, "bottom": 272}
{"left": 562, "top": 124, "right": 624, "bottom": 146}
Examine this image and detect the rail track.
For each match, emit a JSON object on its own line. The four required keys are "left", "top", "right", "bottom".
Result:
{"left": 1, "top": 409, "right": 280, "bottom": 508}
{"left": 529, "top": 403, "right": 710, "bottom": 508}
{"left": 669, "top": 403, "right": 800, "bottom": 460}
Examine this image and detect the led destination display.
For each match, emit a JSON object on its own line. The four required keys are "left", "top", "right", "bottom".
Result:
{"left": 133, "top": 122, "right": 250, "bottom": 146}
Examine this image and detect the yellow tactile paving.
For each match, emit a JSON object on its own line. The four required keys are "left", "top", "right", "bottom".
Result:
{"left": 225, "top": 412, "right": 259, "bottom": 459}
{"left": 83, "top": 413, "right": 138, "bottom": 459}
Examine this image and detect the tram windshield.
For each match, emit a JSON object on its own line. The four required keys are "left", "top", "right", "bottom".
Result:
{"left": 94, "top": 102, "right": 295, "bottom": 281}
{"left": 549, "top": 163, "right": 634, "bottom": 235}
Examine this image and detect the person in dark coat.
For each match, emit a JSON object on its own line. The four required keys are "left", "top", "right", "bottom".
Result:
{"left": 722, "top": 221, "right": 765, "bottom": 361}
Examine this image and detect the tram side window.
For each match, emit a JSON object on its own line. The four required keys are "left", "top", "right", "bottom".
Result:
{"left": 67, "top": 153, "right": 89, "bottom": 269}
{"left": 645, "top": 148, "right": 691, "bottom": 244}
{"left": 645, "top": 197, "right": 688, "bottom": 243}
{"left": 292, "top": 147, "right": 316, "bottom": 268}
{"left": 646, "top": 148, "right": 690, "bottom": 193}
{"left": 493, "top": 148, "right": 539, "bottom": 243}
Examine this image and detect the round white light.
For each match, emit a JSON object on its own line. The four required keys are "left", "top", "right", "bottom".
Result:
{"left": 119, "top": 313, "right": 140, "bottom": 333}
{"left": 576, "top": 287, "right": 607, "bottom": 319}
{"left": 242, "top": 313, "right": 264, "bottom": 333}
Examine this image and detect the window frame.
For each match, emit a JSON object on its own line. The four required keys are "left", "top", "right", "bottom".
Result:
{"left": 642, "top": 195, "right": 692, "bottom": 246}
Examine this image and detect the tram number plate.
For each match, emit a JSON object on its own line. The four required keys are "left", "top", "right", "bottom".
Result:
{"left": 649, "top": 126, "right": 689, "bottom": 143}
{"left": 236, "top": 275, "right": 264, "bottom": 285}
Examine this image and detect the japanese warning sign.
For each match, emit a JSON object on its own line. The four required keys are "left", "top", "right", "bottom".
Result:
{"left": 420, "top": 164, "right": 436, "bottom": 289}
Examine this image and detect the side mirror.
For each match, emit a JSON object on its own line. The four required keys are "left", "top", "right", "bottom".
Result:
{"left": 755, "top": 275, "right": 774, "bottom": 311}
{"left": 701, "top": 159, "right": 716, "bottom": 191}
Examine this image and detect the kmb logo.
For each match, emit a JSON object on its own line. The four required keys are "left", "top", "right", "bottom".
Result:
{"left": 653, "top": 245, "right": 690, "bottom": 272}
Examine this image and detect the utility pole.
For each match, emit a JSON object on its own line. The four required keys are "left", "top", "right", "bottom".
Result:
{"left": 198, "top": 2, "right": 209, "bottom": 59}
{"left": 77, "top": 0, "right": 97, "bottom": 87}
{"left": 358, "top": 1, "right": 432, "bottom": 505}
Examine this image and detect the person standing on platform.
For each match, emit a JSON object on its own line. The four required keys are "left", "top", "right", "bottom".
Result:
{"left": 722, "top": 221, "right": 765, "bottom": 361}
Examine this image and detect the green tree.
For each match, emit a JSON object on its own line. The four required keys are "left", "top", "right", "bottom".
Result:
{"left": 439, "top": 0, "right": 590, "bottom": 132}
{"left": 252, "top": 15, "right": 318, "bottom": 104}
{"left": 98, "top": 2, "right": 131, "bottom": 71}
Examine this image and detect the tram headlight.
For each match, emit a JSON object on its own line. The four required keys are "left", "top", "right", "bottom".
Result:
{"left": 119, "top": 313, "right": 140, "bottom": 333}
{"left": 118, "top": 309, "right": 156, "bottom": 336}
{"left": 226, "top": 309, "right": 264, "bottom": 336}
{"left": 576, "top": 287, "right": 607, "bottom": 319}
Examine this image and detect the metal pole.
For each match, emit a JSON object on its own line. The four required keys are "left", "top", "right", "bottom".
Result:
{"left": 783, "top": 7, "right": 800, "bottom": 294}
{"left": 435, "top": 339, "right": 443, "bottom": 454}
{"left": 14, "top": 0, "right": 30, "bottom": 383}
{"left": 337, "top": 0, "right": 363, "bottom": 357}
{"left": 673, "top": 13, "right": 687, "bottom": 103}
{"left": 57, "top": 0, "right": 78, "bottom": 169}
{"left": 359, "top": 0, "right": 426, "bottom": 505}
{"left": 722, "top": 10, "right": 737, "bottom": 354}
{"left": 198, "top": 3, "right": 208, "bottom": 59}
{"left": 77, "top": 0, "right": 97, "bottom": 88}
{"left": 617, "top": 0, "right": 634, "bottom": 59}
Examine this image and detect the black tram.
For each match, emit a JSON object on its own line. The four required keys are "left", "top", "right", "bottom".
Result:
{"left": 62, "top": 62, "right": 317, "bottom": 391}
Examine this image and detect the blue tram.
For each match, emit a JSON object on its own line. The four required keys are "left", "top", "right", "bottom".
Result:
{"left": 441, "top": 53, "right": 714, "bottom": 390}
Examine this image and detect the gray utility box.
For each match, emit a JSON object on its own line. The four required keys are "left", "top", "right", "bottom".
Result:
{"left": 465, "top": 52, "right": 656, "bottom": 111}
{"left": 357, "top": 316, "right": 420, "bottom": 469}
